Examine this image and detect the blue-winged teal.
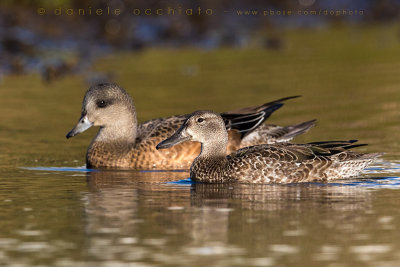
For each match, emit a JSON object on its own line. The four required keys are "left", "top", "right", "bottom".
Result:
{"left": 66, "top": 83, "right": 316, "bottom": 170}
{"left": 157, "top": 111, "right": 381, "bottom": 183}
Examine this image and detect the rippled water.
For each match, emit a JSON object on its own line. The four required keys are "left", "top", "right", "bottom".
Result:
{"left": 2, "top": 163, "right": 400, "bottom": 266}
{"left": 2, "top": 27, "right": 400, "bottom": 266}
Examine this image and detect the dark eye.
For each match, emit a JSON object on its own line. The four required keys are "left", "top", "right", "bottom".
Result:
{"left": 196, "top": 117, "right": 204, "bottom": 123}
{"left": 96, "top": 100, "right": 108, "bottom": 108}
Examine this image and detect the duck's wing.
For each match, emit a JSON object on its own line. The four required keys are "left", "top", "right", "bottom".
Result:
{"left": 227, "top": 140, "right": 379, "bottom": 183}
{"left": 240, "top": 119, "right": 317, "bottom": 146}
{"left": 220, "top": 96, "right": 300, "bottom": 138}
{"left": 230, "top": 142, "right": 316, "bottom": 162}
{"left": 136, "top": 116, "right": 186, "bottom": 144}
{"left": 228, "top": 141, "right": 380, "bottom": 183}
{"left": 232, "top": 140, "right": 373, "bottom": 161}
{"left": 226, "top": 143, "right": 318, "bottom": 184}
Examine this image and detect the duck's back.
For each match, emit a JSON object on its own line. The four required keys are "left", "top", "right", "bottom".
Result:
{"left": 133, "top": 116, "right": 200, "bottom": 169}
{"left": 225, "top": 142, "right": 379, "bottom": 184}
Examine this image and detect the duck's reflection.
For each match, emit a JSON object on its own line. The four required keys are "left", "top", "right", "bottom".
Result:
{"left": 190, "top": 182, "right": 371, "bottom": 212}
{"left": 84, "top": 170, "right": 191, "bottom": 236}
{"left": 82, "top": 171, "right": 373, "bottom": 262}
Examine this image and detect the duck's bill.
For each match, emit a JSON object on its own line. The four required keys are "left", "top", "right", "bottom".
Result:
{"left": 156, "top": 131, "right": 191, "bottom": 150}
{"left": 66, "top": 115, "right": 93, "bottom": 139}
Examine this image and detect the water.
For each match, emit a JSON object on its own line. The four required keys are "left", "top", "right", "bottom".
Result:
{"left": 2, "top": 26, "right": 400, "bottom": 266}
{"left": 2, "top": 166, "right": 400, "bottom": 266}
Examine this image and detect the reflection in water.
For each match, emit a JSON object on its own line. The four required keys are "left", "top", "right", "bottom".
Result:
{"left": 189, "top": 182, "right": 375, "bottom": 263}
{"left": 1, "top": 167, "right": 400, "bottom": 266}
{"left": 79, "top": 170, "right": 398, "bottom": 266}
{"left": 191, "top": 182, "right": 372, "bottom": 212}
{"left": 85, "top": 170, "right": 190, "bottom": 235}
{"left": 83, "top": 170, "right": 191, "bottom": 264}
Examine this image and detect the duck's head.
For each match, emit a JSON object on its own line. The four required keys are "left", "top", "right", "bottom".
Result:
{"left": 156, "top": 110, "right": 227, "bottom": 150}
{"left": 66, "top": 83, "right": 136, "bottom": 139}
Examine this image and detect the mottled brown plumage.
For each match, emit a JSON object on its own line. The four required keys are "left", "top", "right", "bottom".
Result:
{"left": 66, "top": 83, "right": 315, "bottom": 170}
{"left": 157, "top": 111, "right": 381, "bottom": 184}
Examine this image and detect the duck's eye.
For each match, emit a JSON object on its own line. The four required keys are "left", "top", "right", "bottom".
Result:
{"left": 96, "top": 100, "right": 108, "bottom": 108}
{"left": 196, "top": 117, "right": 205, "bottom": 123}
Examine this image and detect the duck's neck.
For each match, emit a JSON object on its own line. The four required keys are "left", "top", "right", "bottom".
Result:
{"left": 94, "top": 110, "right": 137, "bottom": 144}
{"left": 191, "top": 135, "right": 229, "bottom": 182}
{"left": 198, "top": 141, "right": 227, "bottom": 159}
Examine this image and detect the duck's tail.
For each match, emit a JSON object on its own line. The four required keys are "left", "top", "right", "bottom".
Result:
{"left": 221, "top": 96, "right": 300, "bottom": 137}
{"left": 330, "top": 152, "right": 383, "bottom": 180}
{"left": 304, "top": 140, "right": 382, "bottom": 180}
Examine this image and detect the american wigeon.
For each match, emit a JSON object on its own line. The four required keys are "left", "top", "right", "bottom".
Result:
{"left": 66, "top": 83, "right": 315, "bottom": 169}
{"left": 156, "top": 110, "right": 380, "bottom": 183}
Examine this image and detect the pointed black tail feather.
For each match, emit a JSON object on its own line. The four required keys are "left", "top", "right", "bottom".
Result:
{"left": 307, "top": 140, "right": 368, "bottom": 151}
{"left": 306, "top": 140, "right": 369, "bottom": 157}
{"left": 341, "top": 143, "right": 368, "bottom": 150}
{"left": 221, "top": 96, "right": 300, "bottom": 137}
{"left": 222, "top": 95, "right": 300, "bottom": 115}
{"left": 307, "top": 140, "right": 358, "bottom": 146}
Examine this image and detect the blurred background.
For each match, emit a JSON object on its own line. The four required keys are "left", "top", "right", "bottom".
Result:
{"left": 0, "top": 0, "right": 399, "bottom": 80}
{"left": 0, "top": 0, "right": 400, "bottom": 166}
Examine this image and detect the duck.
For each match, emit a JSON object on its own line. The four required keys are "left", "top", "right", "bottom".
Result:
{"left": 66, "top": 83, "right": 316, "bottom": 170}
{"left": 156, "top": 110, "right": 381, "bottom": 183}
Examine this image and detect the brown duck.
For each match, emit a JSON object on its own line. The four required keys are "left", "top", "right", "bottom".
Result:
{"left": 66, "top": 83, "right": 316, "bottom": 170}
{"left": 157, "top": 110, "right": 381, "bottom": 183}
